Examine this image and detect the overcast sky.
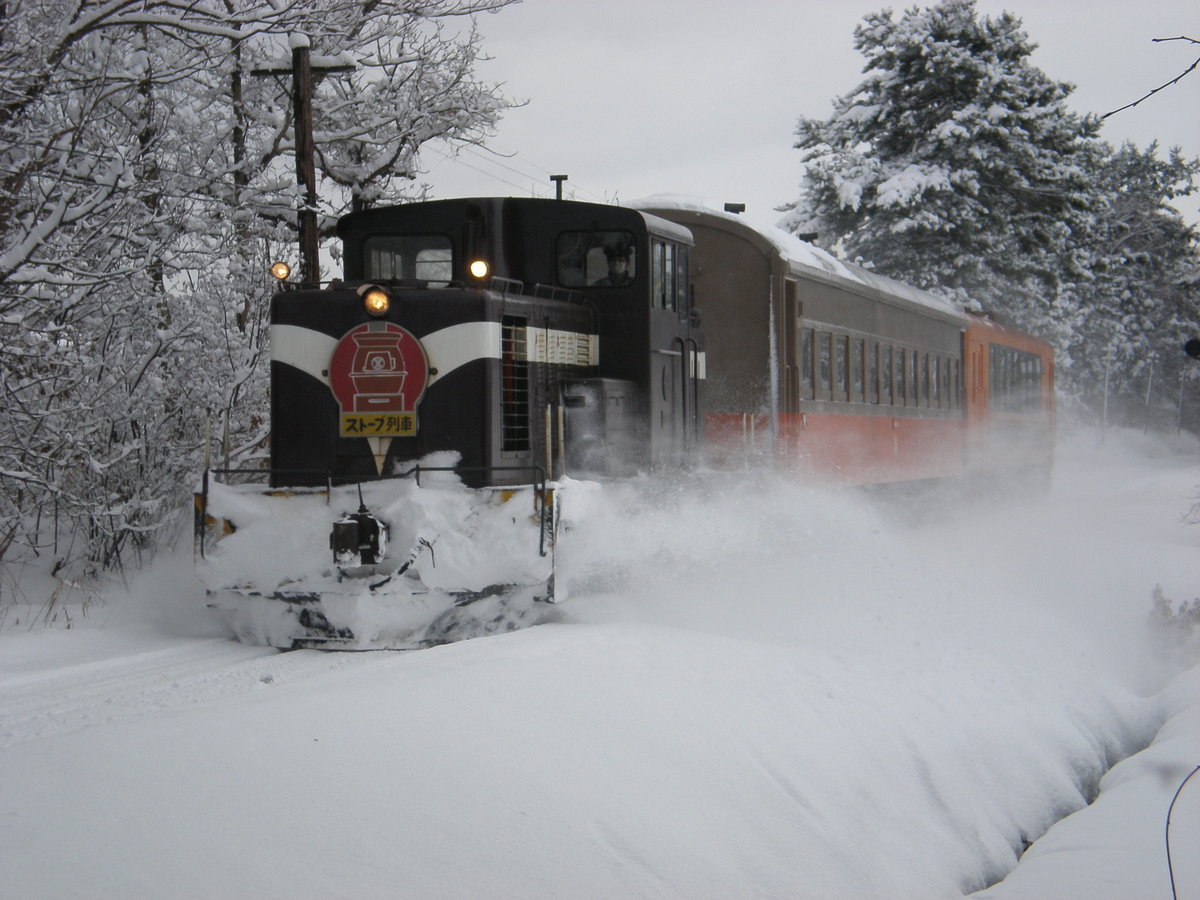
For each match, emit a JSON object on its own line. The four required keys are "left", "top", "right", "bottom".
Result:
{"left": 419, "top": 0, "right": 1200, "bottom": 222}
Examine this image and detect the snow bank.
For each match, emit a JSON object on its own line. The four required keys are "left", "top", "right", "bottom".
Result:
{"left": 0, "top": 617, "right": 1154, "bottom": 899}
{"left": 974, "top": 662, "right": 1200, "bottom": 899}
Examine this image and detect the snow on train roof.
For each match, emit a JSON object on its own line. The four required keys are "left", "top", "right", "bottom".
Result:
{"left": 630, "top": 195, "right": 965, "bottom": 322}
{"left": 636, "top": 209, "right": 694, "bottom": 245}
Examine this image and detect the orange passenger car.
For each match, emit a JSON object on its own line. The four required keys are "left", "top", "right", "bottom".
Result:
{"left": 637, "top": 198, "right": 1055, "bottom": 486}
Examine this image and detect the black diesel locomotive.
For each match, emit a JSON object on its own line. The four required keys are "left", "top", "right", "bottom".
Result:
{"left": 195, "top": 198, "right": 705, "bottom": 649}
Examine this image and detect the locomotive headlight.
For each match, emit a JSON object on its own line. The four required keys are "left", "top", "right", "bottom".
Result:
{"left": 362, "top": 287, "right": 391, "bottom": 317}
{"left": 469, "top": 259, "right": 490, "bottom": 279}
{"left": 270, "top": 261, "right": 291, "bottom": 281}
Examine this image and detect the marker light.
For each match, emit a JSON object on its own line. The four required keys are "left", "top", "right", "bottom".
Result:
{"left": 362, "top": 287, "right": 391, "bottom": 317}
{"left": 469, "top": 259, "right": 490, "bottom": 279}
{"left": 270, "top": 261, "right": 291, "bottom": 281}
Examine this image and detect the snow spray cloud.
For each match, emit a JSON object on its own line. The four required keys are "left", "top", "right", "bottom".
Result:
{"left": 555, "top": 434, "right": 1197, "bottom": 690}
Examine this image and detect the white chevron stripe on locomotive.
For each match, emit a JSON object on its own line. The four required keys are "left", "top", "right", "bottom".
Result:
{"left": 271, "top": 322, "right": 597, "bottom": 388}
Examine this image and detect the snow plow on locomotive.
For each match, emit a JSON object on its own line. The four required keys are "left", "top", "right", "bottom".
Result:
{"left": 194, "top": 198, "right": 703, "bottom": 649}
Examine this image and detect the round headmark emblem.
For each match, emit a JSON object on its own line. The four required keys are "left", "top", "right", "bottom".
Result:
{"left": 328, "top": 322, "right": 429, "bottom": 437}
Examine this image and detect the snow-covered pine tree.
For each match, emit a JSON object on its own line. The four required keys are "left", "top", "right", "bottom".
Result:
{"left": 782, "top": 0, "right": 1104, "bottom": 347}
{"left": 1074, "top": 143, "right": 1200, "bottom": 426}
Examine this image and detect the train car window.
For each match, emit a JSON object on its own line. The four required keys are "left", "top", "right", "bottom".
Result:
{"left": 557, "top": 230, "right": 636, "bottom": 287}
{"left": 364, "top": 234, "right": 453, "bottom": 282}
{"left": 951, "top": 359, "right": 961, "bottom": 409}
{"left": 882, "top": 346, "right": 894, "bottom": 406}
{"left": 919, "top": 353, "right": 930, "bottom": 407}
{"left": 932, "top": 357, "right": 942, "bottom": 408}
{"left": 818, "top": 332, "right": 831, "bottom": 397}
{"left": 800, "top": 329, "right": 814, "bottom": 398}
{"left": 868, "top": 342, "right": 879, "bottom": 404}
{"left": 1027, "top": 357, "right": 1042, "bottom": 404}
{"left": 852, "top": 339, "right": 865, "bottom": 402}
{"left": 895, "top": 349, "right": 907, "bottom": 407}
{"left": 835, "top": 335, "right": 849, "bottom": 401}
{"left": 989, "top": 344, "right": 1044, "bottom": 412}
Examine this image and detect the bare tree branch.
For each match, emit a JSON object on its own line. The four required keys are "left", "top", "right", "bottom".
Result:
{"left": 1102, "top": 36, "right": 1199, "bottom": 119}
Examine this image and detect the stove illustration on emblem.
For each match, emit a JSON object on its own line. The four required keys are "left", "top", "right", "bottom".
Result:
{"left": 348, "top": 331, "right": 407, "bottom": 409}
{"left": 328, "top": 322, "right": 429, "bottom": 438}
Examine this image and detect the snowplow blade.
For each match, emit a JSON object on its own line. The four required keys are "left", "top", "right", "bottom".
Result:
{"left": 194, "top": 461, "right": 563, "bottom": 650}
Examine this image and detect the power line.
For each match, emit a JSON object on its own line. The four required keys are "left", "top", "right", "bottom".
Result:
{"left": 426, "top": 139, "right": 613, "bottom": 205}
{"left": 461, "top": 140, "right": 610, "bottom": 203}
{"left": 423, "top": 143, "right": 546, "bottom": 196}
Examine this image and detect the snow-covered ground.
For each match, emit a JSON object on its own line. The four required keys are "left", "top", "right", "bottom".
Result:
{"left": 2, "top": 428, "right": 1198, "bottom": 899}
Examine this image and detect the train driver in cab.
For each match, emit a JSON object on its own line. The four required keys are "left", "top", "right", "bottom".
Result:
{"left": 591, "top": 244, "right": 634, "bottom": 287}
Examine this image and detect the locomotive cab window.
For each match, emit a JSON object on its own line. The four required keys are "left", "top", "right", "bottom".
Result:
{"left": 557, "top": 230, "right": 636, "bottom": 287}
{"left": 364, "top": 234, "right": 453, "bottom": 283}
{"left": 651, "top": 239, "right": 690, "bottom": 312}
{"left": 675, "top": 246, "right": 690, "bottom": 318}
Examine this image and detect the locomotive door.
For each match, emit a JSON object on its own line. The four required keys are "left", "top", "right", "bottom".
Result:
{"left": 966, "top": 336, "right": 987, "bottom": 422}
{"left": 964, "top": 335, "right": 988, "bottom": 474}
{"left": 648, "top": 237, "right": 694, "bottom": 467}
{"left": 651, "top": 344, "right": 685, "bottom": 467}
{"left": 783, "top": 279, "right": 799, "bottom": 413}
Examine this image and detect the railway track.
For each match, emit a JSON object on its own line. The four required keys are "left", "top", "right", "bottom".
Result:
{"left": 0, "top": 634, "right": 384, "bottom": 749}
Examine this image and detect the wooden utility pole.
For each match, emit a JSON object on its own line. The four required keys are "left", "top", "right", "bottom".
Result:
{"left": 253, "top": 36, "right": 353, "bottom": 286}
{"left": 293, "top": 40, "right": 319, "bottom": 285}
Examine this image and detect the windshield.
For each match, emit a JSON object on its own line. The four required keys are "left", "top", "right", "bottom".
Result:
{"left": 364, "top": 234, "right": 453, "bottom": 283}
{"left": 556, "top": 230, "right": 636, "bottom": 287}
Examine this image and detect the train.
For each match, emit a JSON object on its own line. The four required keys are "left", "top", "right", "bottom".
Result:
{"left": 194, "top": 195, "right": 1054, "bottom": 650}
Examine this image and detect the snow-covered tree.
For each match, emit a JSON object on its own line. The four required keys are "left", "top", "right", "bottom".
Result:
{"left": 0, "top": 0, "right": 516, "bottom": 580}
{"left": 782, "top": 0, "right": 1104, "bottom": 348}
{"left": 309, "top": 11, "right": 510, "bottom": 212}
{"left": 1074, "top": 143, "right": 1200, "bottom": 425}
{"left": 784, "top": 0, "right": 1200, "bottom": 418}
